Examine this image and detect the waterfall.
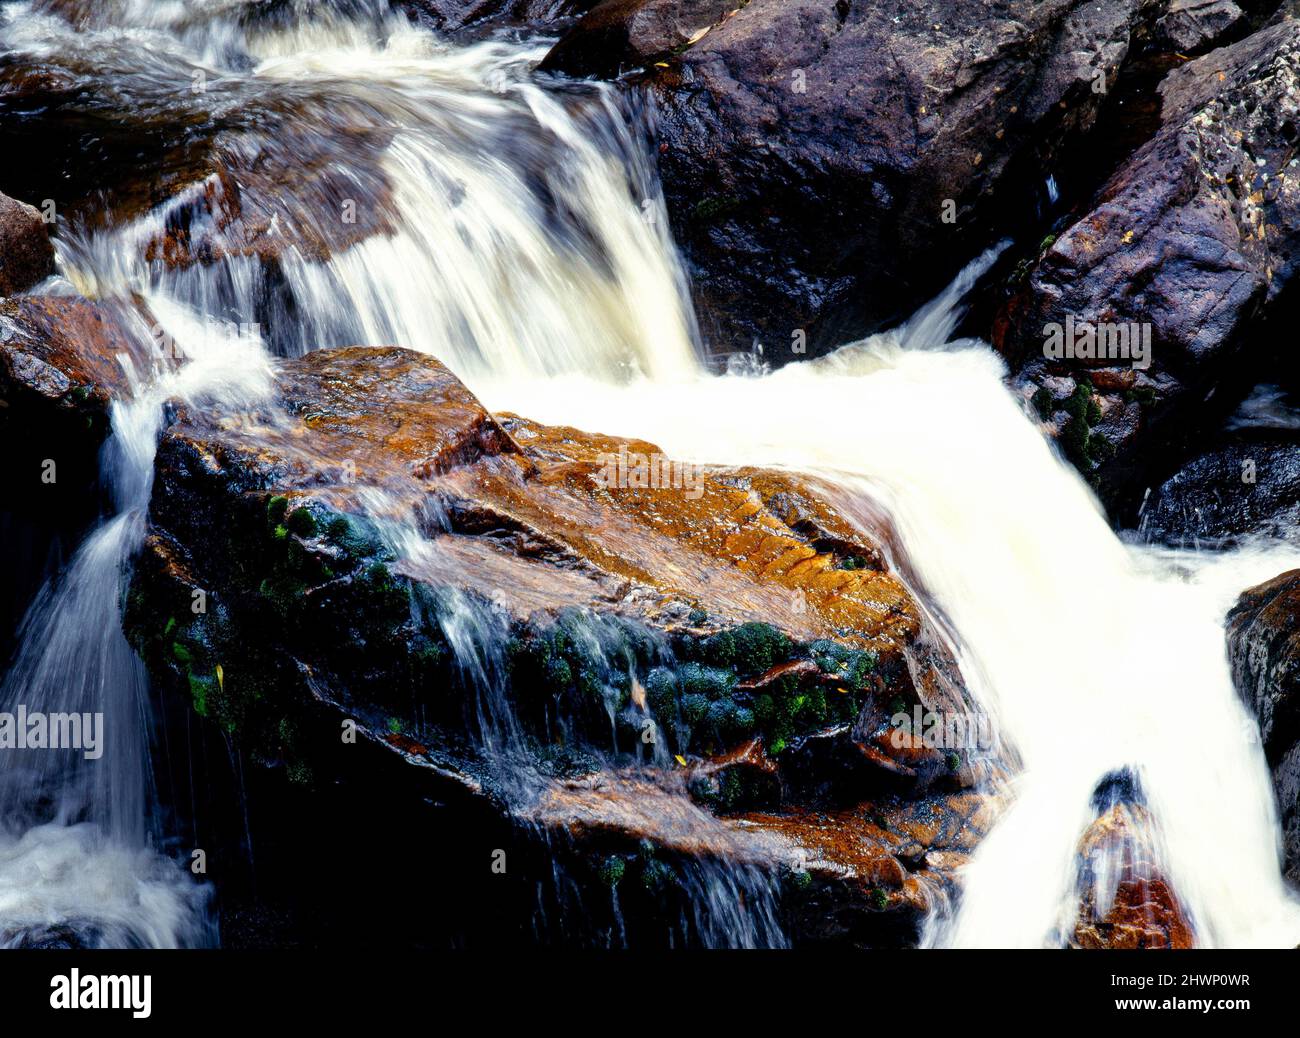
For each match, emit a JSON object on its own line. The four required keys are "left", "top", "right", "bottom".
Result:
{"left": 3, "top": 0, "right": 1298, "bottom": 949}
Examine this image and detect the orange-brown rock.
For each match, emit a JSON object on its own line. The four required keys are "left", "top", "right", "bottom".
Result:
{"left": 529, "top": 766, "right": 994, "bottom": 945}
{"left": 0, "top": 191, "right": 55, "bottom": 297}
{"left": 121, "top": 344, "right": 992, "bottom": 947}
{"left": 1071, "top": 802, "right": 1195, "bottom": 949}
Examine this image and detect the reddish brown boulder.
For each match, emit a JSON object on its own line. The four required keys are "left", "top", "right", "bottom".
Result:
{"left": 1071, "top": 802, "right": 1195, "bottom": 949}
{"left": 121, "top": 345, "right": 993, "bottom": 946}
{"left": 0, "top": 192, "right": 55, "bottom": 297}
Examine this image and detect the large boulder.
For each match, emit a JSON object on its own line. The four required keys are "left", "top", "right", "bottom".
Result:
{"left": 0, "top": 191, "right": 55, "bottom": 297}
{"left": 546, "top": 0, "right": 1166, "bottom": 357}
{"left": 997, "top": 15, "right": 1300, "bottom": 513}
{"left": 1140, "top": 439, "right": 1300, "bottom": 547}
{"left": 123, "top": 345, "right": 996, "bottom": 945}
{"left": 1227, "top": 570, "right": 1300, "bottom": 884}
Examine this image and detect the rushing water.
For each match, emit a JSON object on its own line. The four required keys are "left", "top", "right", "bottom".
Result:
{"left": 2, "top": 0, "right": 1299, "bottom": 948}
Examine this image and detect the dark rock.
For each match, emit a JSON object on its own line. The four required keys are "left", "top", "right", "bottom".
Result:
{"left": 1155, "top": 0, "right": 1247, "bottom": 53}
{"left": 1227, "top": 570, "right": 1300, "bottom": 884}
{"left": 997, "top": 16, "right": 1300, "bottom": 512}
{"left": 0, "top": 191, "right": 55, "bottom": 296}
{"left": 1140, "top": 439, "right": 1300, "bottom": 547}
{"left": 538, "top": 0, "right": 735, "bottom": 78}
{"left": 564, "top": 0, "right": 1164, "bottom": 358}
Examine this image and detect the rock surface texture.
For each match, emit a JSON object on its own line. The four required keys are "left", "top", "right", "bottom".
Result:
{"left": 997, "top": 15, "right": 1300, "bottom": 512}
{"left": 547, "top": 0, "right": 1168, "bottom": 357}
{"left": 111, "top": 344, "right": 998, "bottom": 945}
{"left": 1228, "top": 569, "right": 1300, "bottom": 885}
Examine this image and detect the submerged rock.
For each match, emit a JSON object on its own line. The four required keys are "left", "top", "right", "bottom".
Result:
{"left": 1228, "top": 569, "right": 1300, "bottom": 884}
{"left": 997, "top": 15, "right": 1300, "bottom": 513}
{"left": 547, "top": 0, "right": 1164, "bottom": 357}
{"left": 0, "top": 191, "right": 55, "bottom": 297}
{"left": 1070, "top": 800, "right": 1195, "bottom": 949}
{"left": 123, "top": 344, "right": 992, "bottom": 944}
{"left": 398, "top": 0, "right": 597, "bottom": 36}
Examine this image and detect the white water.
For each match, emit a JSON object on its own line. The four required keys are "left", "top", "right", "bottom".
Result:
{"left": 3, "top": 0, "right": 1298, "bottom": 947}
{"left": 469, "top": 262, "right": 1300, "bottom": 948}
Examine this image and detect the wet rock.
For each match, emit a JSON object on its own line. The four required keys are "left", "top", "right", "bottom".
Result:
{"left": 140, "top": 120, "right": 398, "bottom": 271}
{"left": 0, "top": 192, "right": 55, "bottom": 297}
{"left": 397, "top": 0, "right": 596, "bottom": 35}
{"left": 1140, "top": 439, "right": 1300, "bottom": 547}
{"left": 1227, "top": 569, "right": 1300, "bottom": 883}
{"left": 124, "top": 345, "right": 987, "bottom": 944}
{"left": 538, "top": 0, "right": 735, "bottom": 78}
{"left": 685, "top": 737, "right": 781, "bottom": 812}
{"left": 0, "top": 294, "right": 155, "bottom": 492}
{"left": 998, "top": 16, "right": 1300, "bottom": 512}
{"left": 549, "top": 0, "right": 1164, "bottom": 357}
{"left": 529, "top": 769, "right": 993, "bottom": 946}
{"left": 127, "top": 346, "right": 970, "bottom": 752}
{"left": 1070, "top": 800, "right": 1195, "bottom": 949}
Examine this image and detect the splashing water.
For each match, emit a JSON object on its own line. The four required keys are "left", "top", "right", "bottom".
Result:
{"left": 471, "top": 253, "right": 1300, "bottom": 948}
{"left": 2, "top": 0, "right": 1298, "bottom": 948}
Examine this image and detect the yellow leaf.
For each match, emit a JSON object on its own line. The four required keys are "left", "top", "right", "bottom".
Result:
{"left": 1121, "top": 230, "right": 1134, "bottom": 244}
{"left": 215, "top": 664, "right": 224, "bottom": 692}
{"left": 654, "top": 62, "right": 670, "bottom": 68}
{"left": 674, "top": 755, "right": 687, "bottom": 767}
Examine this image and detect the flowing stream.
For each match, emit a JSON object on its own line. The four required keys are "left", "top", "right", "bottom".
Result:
{"left": 2, "top": 0, "right": 1299, "bottom": 948}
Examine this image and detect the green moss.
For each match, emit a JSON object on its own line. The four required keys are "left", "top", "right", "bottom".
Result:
{"left": 187, "top": 673, "right": 212, "bottom": 717}
{"left": 598, "top": 856, "right": 626, "bottom": 888}
{"left": 1031, "top": 386, "right": 1055, "bottom": 419}
{"left": 690, "top": 194, "right": 741, "bottom": 224}
{"left": 736, "top": 622, "right": 791, "bottom": 675}
{"left": 869, "top": 887, "right": 890, "bottom": 911}
{"left": 1062, "top": 378, "right": 1099, "bottom": 468}
{"left": 641, "top": 857, "right": 677, "bottom": 895}
{"left": 266, "top": 495, "right": 289, "bottom": 527}
{"left": 287, "top": 507, "right": 317, "bottom": 538}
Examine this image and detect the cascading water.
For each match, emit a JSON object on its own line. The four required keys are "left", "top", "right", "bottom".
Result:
{"left": 3, "top": 0, "right": 1298, "bottom": 949}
